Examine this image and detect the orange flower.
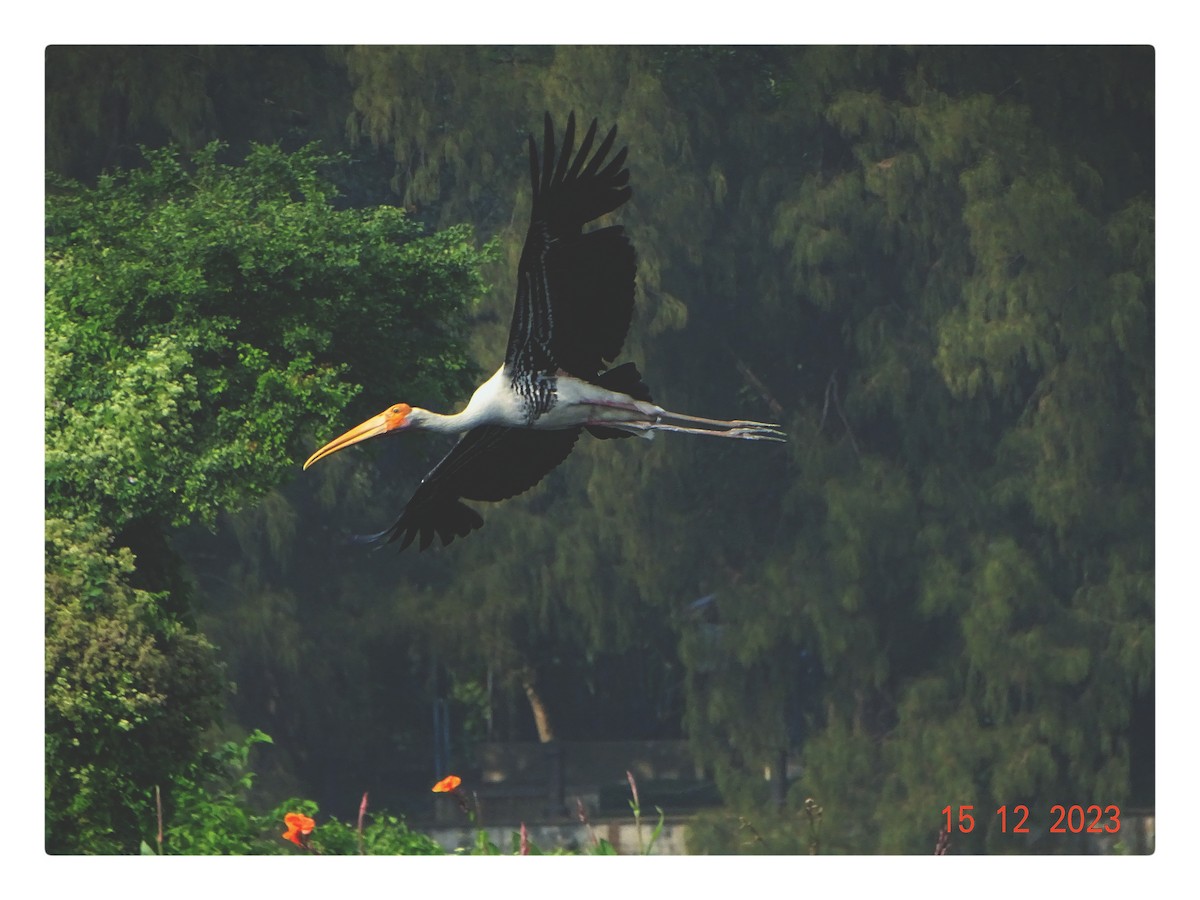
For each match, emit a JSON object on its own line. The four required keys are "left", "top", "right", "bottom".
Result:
{"left": 282, "top": 812, "right": 316, "bottom": 846}
{"left": 431, "top": 774, "right": 462, "bottom": 793}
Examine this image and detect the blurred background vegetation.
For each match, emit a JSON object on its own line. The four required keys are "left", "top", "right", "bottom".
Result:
{"left": 44, "top": 45, "right": 1152, "bottom": 854}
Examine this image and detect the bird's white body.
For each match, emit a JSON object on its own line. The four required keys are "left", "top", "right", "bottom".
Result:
{"left": 489, "top": 366, "right": 658, "bottom": 427}
{"left": 421, "top": 365, "right": 663, "bottom": 437}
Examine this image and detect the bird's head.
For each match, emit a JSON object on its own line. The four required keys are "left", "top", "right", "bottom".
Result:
{"left": 303, "top": 403, "right": 415, "bottom": 470}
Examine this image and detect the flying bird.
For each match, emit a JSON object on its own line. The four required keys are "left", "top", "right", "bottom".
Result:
{"left": 304, "top": 112, "right": 784, "bottom": 550}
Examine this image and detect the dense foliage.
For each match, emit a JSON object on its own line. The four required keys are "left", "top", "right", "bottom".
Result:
{"left": 45, "top": 138, "right": 487, "bottom": 851}
{"left": 45, "top": 46, "right": 1152, "bottom": 854}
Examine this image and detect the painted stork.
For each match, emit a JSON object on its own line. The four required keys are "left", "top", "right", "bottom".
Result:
{"left": 304, "top": 112, "right": 784, "bottom": 550}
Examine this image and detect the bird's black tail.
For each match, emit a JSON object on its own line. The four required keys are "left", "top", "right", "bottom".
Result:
{"left": 586, "top": 362, "right": 653, "bottom": 440}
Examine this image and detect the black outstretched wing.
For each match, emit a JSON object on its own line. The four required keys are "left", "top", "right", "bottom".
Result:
{"left": 381, "top": 426, "right": 581, "bottom": 551}
{"left": 506, "top": 112, "right": 637, "bottom": 382}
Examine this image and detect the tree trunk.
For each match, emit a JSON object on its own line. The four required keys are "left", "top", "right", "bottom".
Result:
{"left": 520, "top": 667, "right": 555, "bottom": 743}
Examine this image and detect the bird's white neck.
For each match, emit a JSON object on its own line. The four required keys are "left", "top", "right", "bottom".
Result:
{"left": 410, "top": 366, "right": 524, "bottom": 434}
{"left": 408, "top": 406, "right": 485, "bottom": 435}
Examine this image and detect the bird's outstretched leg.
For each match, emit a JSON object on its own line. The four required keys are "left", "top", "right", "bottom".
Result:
{"left": 656, "top": 409, "right": 785, "bottom": 434}
{"left": 581, "top": 399, "right": 786, "bottom": 442}
{"left": 606, "top": 419, "right": 786, "bottom": 441}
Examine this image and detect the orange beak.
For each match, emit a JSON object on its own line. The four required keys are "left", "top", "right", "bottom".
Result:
{"left": 303, "top": 404, "right": 412, "bottom": 470}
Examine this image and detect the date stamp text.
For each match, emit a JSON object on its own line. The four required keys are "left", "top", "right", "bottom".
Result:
{"left": 941, "top": 804, "right": 1121, "bottom": 835}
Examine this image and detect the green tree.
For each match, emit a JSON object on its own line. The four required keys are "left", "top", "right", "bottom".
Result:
{"left": 677, "top": 46, "right": 1153, "bottom": 853}
{"left": 45, "top": 140, "right": 488, "bottom": 852}
{"left": 45, "top": 516, "right": 226, "bottom": 853}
